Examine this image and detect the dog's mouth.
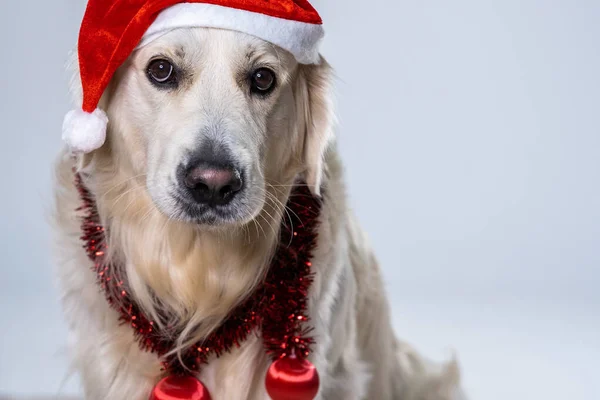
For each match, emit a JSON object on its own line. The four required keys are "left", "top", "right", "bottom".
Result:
{"left": 159, "top": 182, "right": 264, "bottom": 227}
{"left": 169, "top": 190, "right": 250, "bottom": 226}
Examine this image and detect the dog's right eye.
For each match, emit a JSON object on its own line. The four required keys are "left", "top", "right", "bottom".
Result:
{"left": 147, "top": 59, "right": 176, "bottom": 86}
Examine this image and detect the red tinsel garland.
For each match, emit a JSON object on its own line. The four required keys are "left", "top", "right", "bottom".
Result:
{"left": 75, "top": 173, "right": 321, "bottom": 376}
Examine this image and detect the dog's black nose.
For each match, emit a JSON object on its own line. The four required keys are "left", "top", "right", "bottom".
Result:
{"left": 183, "top": 164, "right": 243, "bottom": 205}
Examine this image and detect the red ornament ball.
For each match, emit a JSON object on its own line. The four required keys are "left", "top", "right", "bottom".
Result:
{"left": 265, "top": 355, "right": 320, "bottom": 400}
{"left": 149, "top": 376, "right": 211, "bottom": 400}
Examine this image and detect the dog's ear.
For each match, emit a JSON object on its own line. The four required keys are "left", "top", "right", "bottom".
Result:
{"left": 296, "top": 58, "right": 335, "bottom": 196}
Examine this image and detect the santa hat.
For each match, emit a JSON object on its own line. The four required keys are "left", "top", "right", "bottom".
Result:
{"left": 63, "top": 0, "right": 324, "bottom": 153}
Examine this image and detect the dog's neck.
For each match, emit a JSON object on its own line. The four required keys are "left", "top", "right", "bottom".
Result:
{"left": 80, "top": 158, "right": 296, "bottom": 348}
{"left": 76, "top": 168, "right": 322, "bottom": 381}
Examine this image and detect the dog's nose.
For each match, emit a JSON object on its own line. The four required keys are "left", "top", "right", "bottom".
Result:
{"left": 183, "top": 164, "right": 243, "bottom": 205}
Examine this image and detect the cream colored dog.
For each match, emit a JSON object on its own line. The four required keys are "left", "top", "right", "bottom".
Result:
{"left": 54, "top": 28, "right": 464, "bottom": 400}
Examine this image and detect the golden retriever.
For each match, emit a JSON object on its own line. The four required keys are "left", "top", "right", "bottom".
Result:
{"left": 53, "top": 27, "right": 465, "bottom": 400}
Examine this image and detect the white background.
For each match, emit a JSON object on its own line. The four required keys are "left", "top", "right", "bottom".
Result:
{"left": 1, "top": 1, "right": 599, "bottom": 399}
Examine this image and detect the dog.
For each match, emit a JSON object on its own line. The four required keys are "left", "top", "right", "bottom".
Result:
{"left": 53, "top": 27, "right": 465, "bottom": 400}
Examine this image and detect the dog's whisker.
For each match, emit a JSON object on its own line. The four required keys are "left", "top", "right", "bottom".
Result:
{"left": 249, "top": 202, "right": 269, "bottom": 239}
{"left": 108, "top": 185, "right": 146, "bottom": 209}
{"left": 100, "top": 173, "right": 148, "bottom": 199}
{"left": 258, "top": 205, "right": 279, "bottom": 239}
{"left": 266, "top": 186, "right": 301, "bottom": 230}
{"left": 255, "top": 212, "right": 275, "bottom": 240}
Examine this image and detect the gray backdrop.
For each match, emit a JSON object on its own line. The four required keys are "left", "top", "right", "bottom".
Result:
{"left": 1, "top": 1, "right": 598, "bottom": 399}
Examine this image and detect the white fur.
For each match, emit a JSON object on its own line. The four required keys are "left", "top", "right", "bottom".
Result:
{"left": 62, "top": 108, "right": 108, "bottom": 153}
{"left": 53, "top": 28, "right": 466, "bottom": 400}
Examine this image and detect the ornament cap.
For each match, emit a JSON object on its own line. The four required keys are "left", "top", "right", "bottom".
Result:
{"left": 150, "top": 375, "right": 211, "bottom": 400}
{"left": 62, "top": 108, "right": 108, "bottom": 153}
{"left": 265, "top": 354, "right": 320, "bottom": 400}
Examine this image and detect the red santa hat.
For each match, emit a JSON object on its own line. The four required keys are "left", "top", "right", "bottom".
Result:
{"left": 63, "top": 0, "right": 324, "bottom": 153}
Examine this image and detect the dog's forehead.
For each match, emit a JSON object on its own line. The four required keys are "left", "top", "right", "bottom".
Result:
{"left": 137, "top": 28, "right": 284, "bottom": 65}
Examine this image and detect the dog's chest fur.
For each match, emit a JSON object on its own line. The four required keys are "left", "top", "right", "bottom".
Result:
{"left": 53, "top": 154, "right": 375, "bottom": 400}
{"left": 54, "top": 155, "right": 467, "bottom": 400}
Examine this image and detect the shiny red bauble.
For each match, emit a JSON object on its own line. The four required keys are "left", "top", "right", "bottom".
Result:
{"left": 265, "top": 355, "right": 320, "bottom": 400}
{"left": 149, "top": 376, "right": 211, "bottom": 400}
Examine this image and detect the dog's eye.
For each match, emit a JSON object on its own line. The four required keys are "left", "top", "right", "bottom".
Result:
{"left": 250, "top": 68, "right": 276, "bottom": 94}
{"left": 147, "top": 59, "right": 176, "bottom": 85}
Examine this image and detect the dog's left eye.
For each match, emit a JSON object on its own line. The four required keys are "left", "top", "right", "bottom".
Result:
{"left": 250, "top": 68, "right": 276, "bottom": 95}
{"left": 147, "top": 59, "right": 176, "bottom": 86}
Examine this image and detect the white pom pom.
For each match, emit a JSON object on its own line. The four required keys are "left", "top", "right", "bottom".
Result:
{"left": 62, "top": 108, "right": 109, "bottom": 153}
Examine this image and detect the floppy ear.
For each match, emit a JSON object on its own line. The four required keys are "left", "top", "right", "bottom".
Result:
{"left": 296, "top": 58, "right": 335, "bottom": 196}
